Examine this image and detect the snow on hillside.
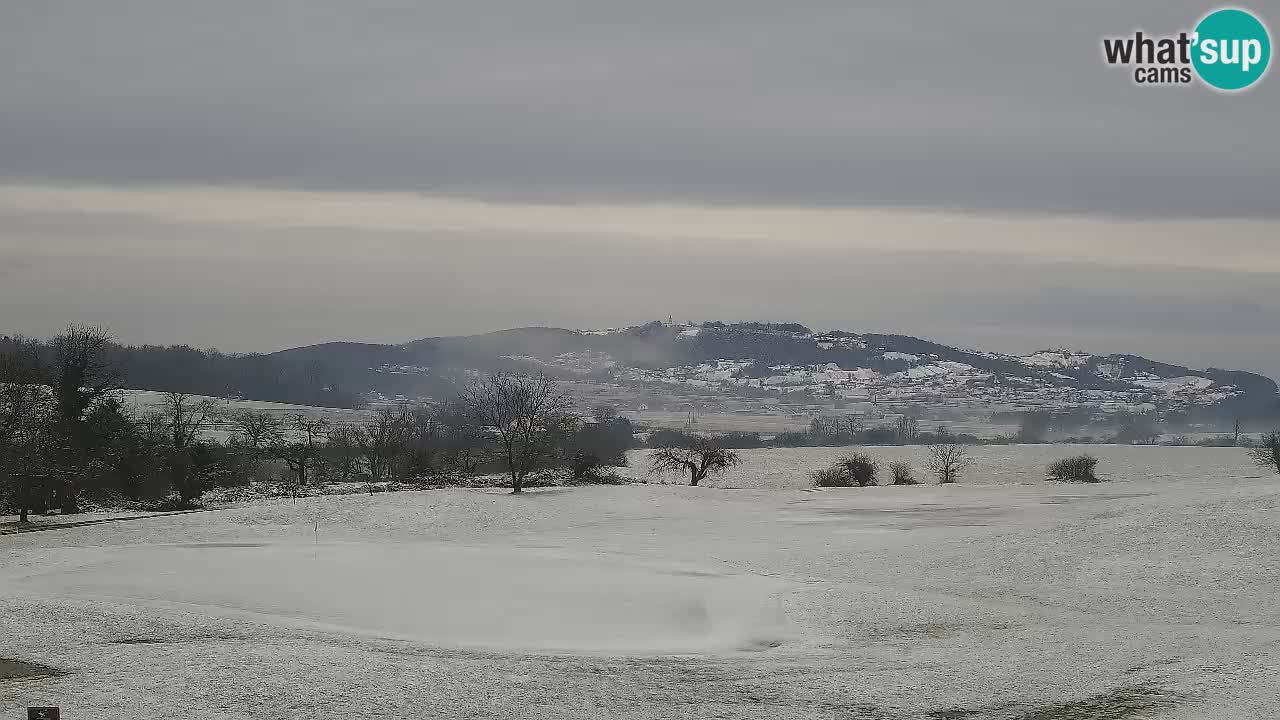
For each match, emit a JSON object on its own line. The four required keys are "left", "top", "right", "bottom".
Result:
{"left": 371, "top": 324, "right": 1251, "bottom": 416}
{"left": 579, "top": 326, "right": 1242, "bottom": 412}
{"left": 1020, "top": 349, "right": 1093, "bottom": 369}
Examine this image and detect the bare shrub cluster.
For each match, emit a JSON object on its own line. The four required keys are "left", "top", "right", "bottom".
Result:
{"left": 810, "top": 452, "right": 880, "bottom": 488}
{"left": 1046, "top": 455, "right": 1103, "bottom": 483}
{"left": 810, "top": 450, "right": 963, "bottom": 488}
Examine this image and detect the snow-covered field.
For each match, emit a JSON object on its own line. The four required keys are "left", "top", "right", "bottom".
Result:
{"left": 622, "top": 444, "right": 1265, "bottom": 488}
{"left": 3, "top": 445, "right": 1279, "bottom": 718}
{"left": 119, "top": 390, "right": 370, "bottom": 443}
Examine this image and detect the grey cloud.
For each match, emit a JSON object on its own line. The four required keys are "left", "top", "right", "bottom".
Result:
{"left": 1, "top": 1, "right": 1277, "bottom": 217}
{"left": 3, "top": 211, "right": 1278, "bottom": 380}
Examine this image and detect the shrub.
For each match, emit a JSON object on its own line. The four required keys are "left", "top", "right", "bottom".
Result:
{"left": 860, "top": 426, "right": 900, "bottom": 445}
{"left": 810, "top": 466, "right": 851, "bottom": 487}
{"left": 572, "top": 416, "right": 634, "bottom": 465}
{"left": 840, "top": 453, "right": 878, "bottom": 486}
{"left": 562, "top": 456, "right": 630, "bottom": 486}
{"left": 568, "top": 451, "right": 608, "bottom": 483}
{"left": 889, "top": 461, "right": 916, "bottom": 485}
{"left": 1046, "top": 455, "right": 1102, "bottom": 483}
{"left": 144, "top": 492, "right": 200, "bottom": 512}
{"left": 812, "top": 453, "right": 878, "bottom": 487}
{"left": 1250, "top": 430, "right": 1280, "bottom": 476}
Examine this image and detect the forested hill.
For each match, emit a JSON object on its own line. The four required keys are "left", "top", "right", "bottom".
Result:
{"left": 2, "top": 321, "right": 1276, "bottom": 420}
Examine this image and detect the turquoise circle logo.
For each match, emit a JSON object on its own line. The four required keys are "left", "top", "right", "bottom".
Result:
{"left": 1192, "top": 8, "right": 1271, "bottom": 90}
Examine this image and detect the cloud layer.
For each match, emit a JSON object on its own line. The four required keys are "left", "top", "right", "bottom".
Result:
{"left": 2, "top": 1, "right": 1277, "bottom": 217}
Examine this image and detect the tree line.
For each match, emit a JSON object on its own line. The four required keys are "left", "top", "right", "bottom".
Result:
{"left": 1, "top": 328, "right": 638, "bottom": 520}
{"left": 0, "top": 333, "right": 364, "bottom": 409}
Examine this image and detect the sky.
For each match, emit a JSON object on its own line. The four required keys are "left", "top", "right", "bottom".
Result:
{"left": 1, "top": 1, "right": 1278, "bottom": 379}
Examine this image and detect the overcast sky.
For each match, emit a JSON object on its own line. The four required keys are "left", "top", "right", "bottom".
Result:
{"left": 1, "top": 1, "right": 1278, "bottom": 378}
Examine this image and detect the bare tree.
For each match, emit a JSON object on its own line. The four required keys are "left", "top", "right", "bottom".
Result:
{"left": 1251, "top": 430, "right": 1280, "bottom": 476}
{"left": 396, "top": 405, "right": 443, "bottom": 479}
{"left": 348, "top": 404, "right": 444, "bottom": 481}
{"left": 649, "top": 436, "right": 741, "bottom": 486}
{"left": 355, "top": 407, "right": 409, "bottom": 481}
{"left": 230, "top": 410, "right": 284, "bottom": 462}
{"left": 927, "top": 444, "right": 972, "bottom": 484}
{"left": 809, "top": 415, "right": 864, "bottom": 445}
{"left": 163, "top": 392, "right": 217, "bottom": 449}
{"left": 889, "top": 460, "right": 916, "bottom": 485}
{"left": 1233, "top": 417, "right": 1243, "bottom": 447}
{"left": 275, "top": 414, "right": 330, "bottom": 491}
{"left": 460, "top": 372, "right": 572, "bottom": 493}
{"left": 161, "top": 392, "right": 218, "bottom": 505}
{"left": 322, "top": 423, "right": 363, "bottom": 482}
{"left": 842, "top": 414, "right": 865, "bottom": 438}
{"left": 437, "top": 400, "right": 490, "bottom": 476}
{"left": 138, "top": 410, "right": 169, "bottom": 446}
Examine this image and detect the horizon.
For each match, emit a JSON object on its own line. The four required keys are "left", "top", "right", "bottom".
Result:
{"left": 6, "top": 316, "right": 1277, "bottom": 387}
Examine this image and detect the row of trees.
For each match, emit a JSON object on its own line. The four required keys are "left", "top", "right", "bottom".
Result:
{"left": 224, "top": 382, "right": 635, "bottom": 495}
{"left": 785, "top": 411, "right": 1255, "bottom": 448}
{"left": 2, "top": 328, "right": 639, "bottom": 518}
{"left": 778, "top": 416, "right": 982, "bottom": 448}
{"left": 1003, "top": 410, "right": 1272, "bottom": 447}
{"left": 0, "top": 333, "right": 364, "bottom": 408}
{"left": 0, "top": 347, "right": 270, "bottom": 516}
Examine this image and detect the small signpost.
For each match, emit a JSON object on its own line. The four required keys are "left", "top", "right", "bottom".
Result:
{"left": 28, "top": 708, "right": 60, "bottom": 720}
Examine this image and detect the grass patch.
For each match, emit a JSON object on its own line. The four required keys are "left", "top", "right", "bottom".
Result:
{"left": 0, "top": 658, "right": 68, "bottom": 681}
{"left": 930, "top": 684, "right": 1181, "bottom": 720}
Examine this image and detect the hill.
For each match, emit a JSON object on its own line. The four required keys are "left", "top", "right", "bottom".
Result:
{"left": 11, "top": 322, "right": 1274, "bottom": 422}
{"left": 272, "top": 321, "right": 1277, "bottom": 422}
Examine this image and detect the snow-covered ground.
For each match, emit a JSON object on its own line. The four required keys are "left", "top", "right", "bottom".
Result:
{"left": 119, "top": 390, "right": 370, "bottom": 442}
{"left": 3, "top": 445, "right": 1279, "bottom": 718}
{"left": 622, "top": 443, "right": 1264, "bottom": 488}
